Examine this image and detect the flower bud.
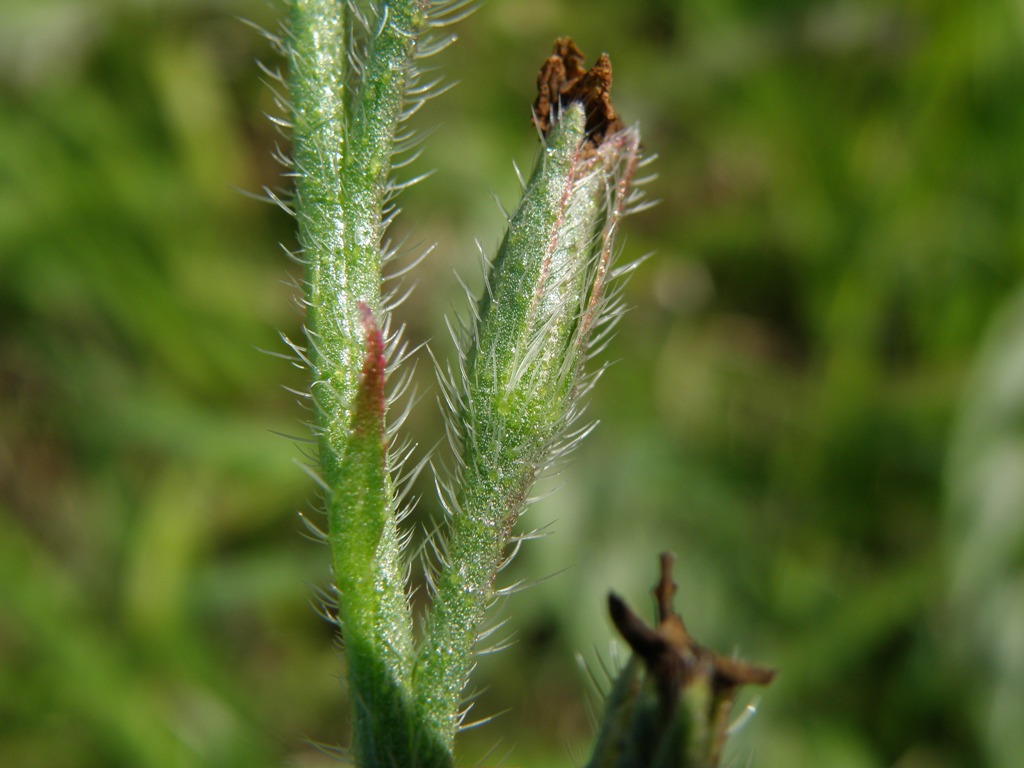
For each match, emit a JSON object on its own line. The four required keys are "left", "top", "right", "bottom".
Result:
{"left": 415, "top": 38, "right": 644, "bottom": 746}
{"left": 587, "top": 554, "right": 776, "bottom": 768}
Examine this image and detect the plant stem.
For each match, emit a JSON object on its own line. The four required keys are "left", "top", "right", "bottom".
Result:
{"left": 286, "top": 12, "right": 642, "bottom": 764}
{"left": 414, "top": 100, "right": 641, "bottom": 745}
{"left": 287, "top": 1, "right": 433, "bottom": 764}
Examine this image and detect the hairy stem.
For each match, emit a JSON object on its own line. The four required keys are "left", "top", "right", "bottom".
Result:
{"left": 415, "top": 100, "right": 641, "bottom": 745}
{"left": 287, "top": 1, "right": 434, "bottom": 764}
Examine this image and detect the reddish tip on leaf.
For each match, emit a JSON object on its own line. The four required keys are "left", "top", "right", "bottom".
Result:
{"left": 354, "top": 302, "right": 387, "bottom": 433}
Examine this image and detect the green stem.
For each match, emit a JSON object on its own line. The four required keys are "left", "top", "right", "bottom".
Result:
{"left": 287, "top": 1, "right": 434, "bottom": 764}
{"left": 286, "top": 12, "right": 641, "bottom": 764}
{"left": 414, "top": 102, "right": 641, "bottom": 746}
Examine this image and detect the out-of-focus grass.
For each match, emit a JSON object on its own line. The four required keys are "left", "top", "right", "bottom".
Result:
{"left": 1, "top": 1, "right": 1021, "bottom": 766}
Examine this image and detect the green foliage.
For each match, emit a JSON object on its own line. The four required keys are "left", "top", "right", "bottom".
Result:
{"left": 1, "top": 0, "right": 1022, "bottom": 766}
{"left": 414, "top": 102, "right": 641, "bottom": 748}
{"left": 285, "top": 1, "right": 423, "bottom": 761}
{"left": 284, "top": 4, "right": 644, "bottom": 761}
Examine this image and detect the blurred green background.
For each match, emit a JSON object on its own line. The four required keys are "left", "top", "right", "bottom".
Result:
{"left": 3, "top": 0, "right": 1023, "bottom": 765}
